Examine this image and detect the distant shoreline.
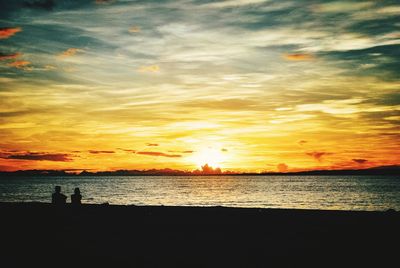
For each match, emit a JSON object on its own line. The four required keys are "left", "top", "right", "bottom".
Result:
{"left": 1, "top": 165, "right": 399, "bottom": 177}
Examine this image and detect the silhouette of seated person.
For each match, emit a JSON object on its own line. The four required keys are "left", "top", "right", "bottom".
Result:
{"left": 71, "top": 187, "right": 82, "bottom": 205}
{"left": 52, "top": 186, "right": 67, "bottom": 205}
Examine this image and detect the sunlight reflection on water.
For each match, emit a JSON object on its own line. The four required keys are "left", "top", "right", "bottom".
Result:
{"left": 0, "top": 175, "right": 399, "bottom": 211}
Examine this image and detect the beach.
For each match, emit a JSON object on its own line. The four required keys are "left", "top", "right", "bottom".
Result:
{"left": 1, "top": 202, "right": 399, "bottom": 268}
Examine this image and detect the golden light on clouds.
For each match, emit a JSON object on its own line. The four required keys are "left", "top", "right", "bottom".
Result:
{"left": 137, "top": 64, "right": 160, "bottom": 73}
{"left": 0, "top": 0, "right": 399, "bottom": 172}
{"left": 58, "top": 48, "right": 83, "bottom": 58}
{"left": 129, "top": 26, "right": 141, "bottom": 33}
{"left": 283, "top": 53, "right": 314, "bottom": 61}
{"left": 7, "top": 60, "right": 31, "bottom": 70}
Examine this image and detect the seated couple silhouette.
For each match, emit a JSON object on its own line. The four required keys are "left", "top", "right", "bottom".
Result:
{"left": 52, "top": 186, "right": 82, "bottom": 205}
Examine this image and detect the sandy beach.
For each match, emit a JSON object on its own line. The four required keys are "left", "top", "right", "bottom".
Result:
{"left": 1, "top": 202, "right": 399, "bottom": 268}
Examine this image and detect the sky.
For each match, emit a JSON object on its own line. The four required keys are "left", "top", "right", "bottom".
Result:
{"left": 0, "top": 0, "right": 399, "bottom": 172}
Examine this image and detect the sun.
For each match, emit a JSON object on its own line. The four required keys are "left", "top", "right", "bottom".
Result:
{"left": 191, "top": 147, "right": 227, "bottom": 168}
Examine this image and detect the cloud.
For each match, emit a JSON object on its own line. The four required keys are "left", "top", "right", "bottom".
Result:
{"left": 0, "top": 27, "right": 22, "bottom": 39}
{"left": 352, "top": 159, "right": 368, "bottom": 164}
{"left": 7, "top": 60, "right": 32, "bottom": 70}
{"left": 95, "top": 0, "right": 116, "bottom": 4}
{"left": 0, "top": 52, "right": 22, "bottom": 61}
{"left": 58, "top": 48, "right": 83, "bottom": 58}
{"left": 23, "top": 0, "right": 55, "bottom": 11}
{"left": 377, "top": 5, "right": 400, "bottom": 14}
{"left": 89, "top": 150, "right": 115, "bottom": 154}
{"left": 298, "top": 140, "right": 307, "bottom": 146}
{"left": 0, "top": 77, "right": 15, "bottom": 83}
{"left": 137, "top": 151, "right": 182, "bottom": 158}
{"left": 283, "top": 53, "right": 314, "bottom": 61}
{"left": 181, "top": 98, "right": 259, "bottom": 111}
{"left": 296, "top": 99, "right": 364, "bottom": 115}
{"left": 137, "top": 65, "right": 160, "bottom": 73}
{"left": 312, "top": 2, "right": 374, "bottom": 13}
{"left": 306, "top": 151, "right": 331, "bottom": 161}
{"left": 2, "top": 152, "right": 72, "bottom": 162}
{"left": 117, "top": 148, "right": 136, "bottom": 153}
{"left": 129, "top": 26, "right": 141, "bottom": 33}
{"left": 277, "top": 163, "right": 288, "bottom": 172}
{"left": 168, "top": 150, "right": 194, "bottom": 154}
{"left": 203, "top": 0, "right": 269, "bottom": 9}
{"left": 146, "top": 143, "right": 159, "bottom": 146}
{"left": 44, "top": 65, "right": 57, "bottom": 70}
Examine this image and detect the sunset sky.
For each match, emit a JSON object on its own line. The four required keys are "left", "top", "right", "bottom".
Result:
{"left": 0, "top": 0, "right": 399, "bottom": 172}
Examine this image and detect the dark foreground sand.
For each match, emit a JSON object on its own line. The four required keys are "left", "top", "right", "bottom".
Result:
{"left": 1, "top": 203, "right": 399, "bottom": 268}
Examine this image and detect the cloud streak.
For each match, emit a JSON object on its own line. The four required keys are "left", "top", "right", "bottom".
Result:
{"left": 283, "top": 53, "right": 314, "bottom": 61}
{"left": 0, "top": 53, "right": 22, "bottom": 61}
{"left": 353, "top": 159, "right": 368, "bottom": 164}
{"left": 95, "top": 0, "right": 116, "bottom": 4}
{"left": 137, "top": 151, "right": 182, "bottom": 158}
{"left": 129, "top": 26, "right": 140, "bottom": 33}
{"left": 306, "top": 151, "right": 331, "bottom": 162}
{"left": 1, "top": 152, "right": 72, "bottom": 162}
{"left": 137, "top": 65, "right": 160, "bottom": 73}
{"left": 23, "top": 0, "right": 55, "bottom": 11}
{"left": 0, "top": 27, "right": 22, "bottom": 39}
{"left": 146, "top": 143, "right": 159, "bottom": 147}
{"left": 7, "top": 60, "right": 32, "bottom": 70}
{"left": 89, "top": 150, "right": 115, "bottom": 154}
{"left": 58, "top": 48, "right": 83, "bottom": 58}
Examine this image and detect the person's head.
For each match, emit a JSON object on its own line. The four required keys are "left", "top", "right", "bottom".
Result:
{"left": 74, "top": 187, "right": 80, "bottom": 194}
{"left": 55, "top": 186, "right": 61, "bottom": 193}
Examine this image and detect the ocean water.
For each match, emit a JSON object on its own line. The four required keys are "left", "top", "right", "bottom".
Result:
{"left": 0, "top": 175, "right": 399, "bottom": 211}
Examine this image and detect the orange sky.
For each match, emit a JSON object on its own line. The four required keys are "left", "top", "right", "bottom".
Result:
{"left": 1, "top": 0, "right": 399, "bottom": 172}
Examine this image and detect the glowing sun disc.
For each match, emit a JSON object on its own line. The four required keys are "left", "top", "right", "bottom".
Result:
{"left": 191, "top": 147, "right": 226, "bottom": 168}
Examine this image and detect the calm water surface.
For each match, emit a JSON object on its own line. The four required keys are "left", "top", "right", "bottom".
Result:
{"left": 0, "top": 175, "right": 399, "bottom": 211}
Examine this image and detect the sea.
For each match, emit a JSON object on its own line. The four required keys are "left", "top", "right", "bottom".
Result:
{"left": 1, "top": 175, "right": 399, "bottom": 211}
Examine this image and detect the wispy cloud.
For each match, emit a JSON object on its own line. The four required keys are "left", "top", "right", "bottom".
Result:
{"left": 95, "top": 0, "right": 116, "bottom": 4}
{"left": 283, "top": 53, "right": 314, "bottom": 61}
{"left": 168, "top": 150, "right": 194, "bottom": 154}
{"left": 203, "top": 0, "right": 269, "bottom": 9}
{"left": 312, "top": 2, "right": 374, "bottom": 13}
{"left": 137, "top": 65, "right": 160, "bottom": 73}
{"left": 137, "top": 151, "right": 182, "bottom": 158}
{"left": 58, "top": 48, "right": 83, "bottom": 58}
{"left": 0, "top": 27, "right": 22, "bottom": 39}
{"left": 1, "top": 152, "right": 72, "bottom": 162}
{"left": 306, "top": 151, "right": 331, "bottom": 162}
{"left": 7, "top": 60, "right": 32, "bottom": 70}
{"left": 117, "top": 148, "right": 136, "bottom": 153}
{"left": 23, "top": 0, "right": 55, "bottom": 11}
{"left": 297, "top": 140, "right": 307, "bottom": 146}
{"left": 0, "top": 52, "right": 22, "bottom": 61}
{"left": 146, "top": 143, "right": 159, "bottom": 146}
{"left": 128, "top": 26, "right": 140, "bottom": 33}
{"left": 89, "top": 150, "right": 115, "bottom": 154}
{"left": 277, "top": 163, "right": 288, "bottom": 172}
{"left": 352, "top": 159, "right": 368, "bottom": 164}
